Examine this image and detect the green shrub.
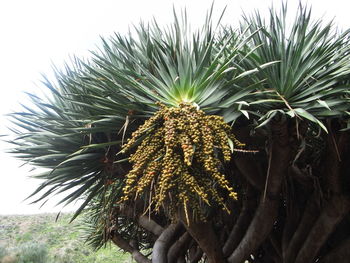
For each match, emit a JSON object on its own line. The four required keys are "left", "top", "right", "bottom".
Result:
{"left": 0, "top": 245, "right": 7, "bottom": 259}
{"left": 0, "top": 245, "right": 17, "bottom": 263}
{"left": 16, "top": 242, "right": 48, "bottom": 263}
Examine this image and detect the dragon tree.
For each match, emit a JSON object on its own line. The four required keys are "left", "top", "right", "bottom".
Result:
{"left": 8, "top": 4, "right": 350, "bottom": 263}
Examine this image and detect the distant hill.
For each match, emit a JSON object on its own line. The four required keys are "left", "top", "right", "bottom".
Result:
{"left": 0, "top": 213, "right": 131, "bottom": 263}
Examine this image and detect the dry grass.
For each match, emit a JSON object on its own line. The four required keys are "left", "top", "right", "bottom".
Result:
{"left": 0, "top": 213, "right": 131, "bottom": 263}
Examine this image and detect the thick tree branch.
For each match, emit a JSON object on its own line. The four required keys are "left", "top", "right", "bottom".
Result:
{"left": 293, "top": 127, "right": 350, "bottom": 263}
{"left": 168, "top": 232, "right": 192, "bottom": 263}
{"left": 138, "top": 214, "right": 164, "bottom": 236}
{"left": 179, "top": 208, "right": 225, "bottom": 263}
{"left": 262, "top": 238, "right": 282, "bottom": 263}
{"left": 121, "top": 205, "right": 164, "bottom": 236}
{"left": 295, "top": 195, "right": 350, "bottom": 263}
{"left": 269, "top": 233, "right": 282, "bottom": 261}
{"left": 176, "top": 257, "right": 186, "bottom": 263}
{"left": 189, "top": 246, "right": 203, "bottom": 263}
{"left": 223, "top": 185, "right": 256, "bottom": 257}
{"left": 111, "top": 233, "right": 151, "bottom": 263}
{"left": 323, "top": 126, "right": 348, "bottom": 195}
{"left": 152, "top": 223, "right": 183, "bottom": 263}
{"left": 234, "top": 156, "right": 264, "bottom": 191}
{"left": 227, "top": 198, "right": 279, "bottom": 263}
{"left": 283, "top": 193, "right": 320, "bottom": 263}
{"left": 282, "top": 165, "right": 315, "bottom": 254}
{"left": 318, "top": 238, "right": 350, "bottom": 263}
{"left": 228, "top": 117, "right": 291, "bottom": 263}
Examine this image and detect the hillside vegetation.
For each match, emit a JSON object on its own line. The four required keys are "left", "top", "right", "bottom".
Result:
{"left": 0, "top": 213, "right": 131, "bottom": 263}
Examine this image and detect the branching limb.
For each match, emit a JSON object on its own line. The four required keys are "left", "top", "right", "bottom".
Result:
{"left": 293, "top": 126, "right": 350, "bottom": 263}
{"left": 189, "top": 246, "right": 203, "bottom": 263}
{"left": 318, "top": 238, "right": 350, "bottom": 263}
{"left": 111, "top": 233, "right": 151, "bottom": 263}
{"left": 152, "top": 223, "right": 183, "bottom": 263}
{"left": 228, "top": 117, "right": 291, "bottom": 263}
{"left": 176, "top": 256, "right": 186, "bottom": 263}
{"left": 227, "top": 198, "right": 279, "bottom": 263}
{"left": 168, "top": 232, "right": 192, "bottom": 263}
{"left": 262, "top": 238, "right": 282, "bottom": 263}
{"left": 282, "top": 165, "right": 315, "bottom": 254}
{"left": 269, "top": 233, "right": 282, "bottom": 261}
{"left": 121, "top": 206, "right": 164, "bottom": 236}
{"left": 179, "top": 208, "right": 225, "bottom": 263}
{"left": 138, "top": 214, "right": 164, "bottom": 236}
{"left": 234, "top": 156, "right": 264, "bottom": 191}
{"left": 223, "top": 185, "right": 256, "bottom": 257}
{"left": 294, "top": 196, "right": 350, "bottom": 263}
{"left": 283, "top": 193, "right": 320, "bottom": 263}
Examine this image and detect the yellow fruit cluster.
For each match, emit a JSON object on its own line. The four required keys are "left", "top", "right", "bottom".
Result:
{"left": 120, "top": 102, "right": 244, "bottom": 221}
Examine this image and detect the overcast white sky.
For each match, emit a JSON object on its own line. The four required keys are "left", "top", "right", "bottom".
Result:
{"left": 0, "top": 0, "right": 349, "bottom": 215}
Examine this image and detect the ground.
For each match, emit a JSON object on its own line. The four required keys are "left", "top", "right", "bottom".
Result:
{"left": 0, "top": 213, "right": 131, "bottom": 263}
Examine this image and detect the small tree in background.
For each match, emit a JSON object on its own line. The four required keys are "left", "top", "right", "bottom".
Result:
{"left": 9, "top": 4, "right": 350, "bottom": 263}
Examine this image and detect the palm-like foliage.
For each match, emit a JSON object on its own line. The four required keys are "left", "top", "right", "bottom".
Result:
{"left": 9, "top": 8, "right": 262, "bottom": 242}
{"left": 237, "top": 4, "right": 350, "bottom": 130}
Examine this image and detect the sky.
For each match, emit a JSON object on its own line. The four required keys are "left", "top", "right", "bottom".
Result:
{"left": 1, "top": 0, "right": 350, "bottom": 215}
